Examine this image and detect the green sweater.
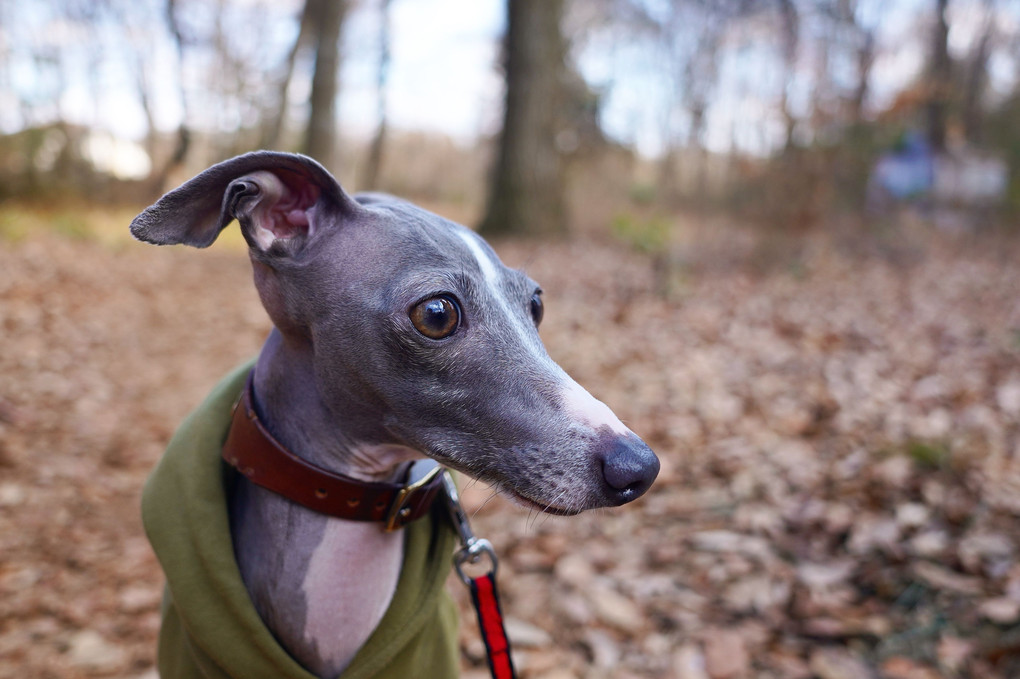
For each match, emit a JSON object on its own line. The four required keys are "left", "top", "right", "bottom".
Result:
{"left": 142, "top": 361, "right": 460, "bottom": 679}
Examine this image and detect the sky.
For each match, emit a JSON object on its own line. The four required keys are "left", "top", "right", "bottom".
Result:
{"left": 341, "top": 0, "right": 505, "bottom": 142}
{"left": 291, "top": 0, "right": 1018, "bottom": 157}
{"left": 2, "top": 0, "right": 1017, "bottom": 176}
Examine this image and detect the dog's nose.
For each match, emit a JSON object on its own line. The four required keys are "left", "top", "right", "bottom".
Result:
{"left": 600, "top": 435, "right": 659, "bottom": 505}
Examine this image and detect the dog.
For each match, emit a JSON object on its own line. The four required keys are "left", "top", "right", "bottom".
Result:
{"left": 132, "top": 151, "right": 659, "bottom": 678}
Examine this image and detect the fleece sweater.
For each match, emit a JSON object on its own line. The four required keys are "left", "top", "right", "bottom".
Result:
{"left": 142, "top": 360, "right": 460, "bottom": 679}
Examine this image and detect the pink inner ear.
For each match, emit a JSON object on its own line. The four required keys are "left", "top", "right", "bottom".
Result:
{"left": 264, "top": 174, "right": 320, "bottom": 239}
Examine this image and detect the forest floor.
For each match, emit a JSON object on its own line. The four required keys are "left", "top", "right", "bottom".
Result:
{"left": 1, "top": 206, "right": 1020, "bottom": 679}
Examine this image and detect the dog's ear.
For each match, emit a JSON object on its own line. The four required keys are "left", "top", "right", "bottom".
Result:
{"left": 130, "top": 151, "right": 358, "bottom": 253}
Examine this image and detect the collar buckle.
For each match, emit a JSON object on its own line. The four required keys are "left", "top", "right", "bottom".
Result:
{"left": 384, "top": 463, "right": 443, "bottom": 531}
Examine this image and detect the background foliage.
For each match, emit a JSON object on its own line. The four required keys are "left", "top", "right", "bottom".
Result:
{"left": 2, "top": 1, "right": 1020, "bottom": 678}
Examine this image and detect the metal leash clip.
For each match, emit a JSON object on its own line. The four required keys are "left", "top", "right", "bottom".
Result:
{"left": 441, "top": 470, "right": 517, "bottom": 679}
{"left": 442, "top": 471, "right": 498, "bottom": 584}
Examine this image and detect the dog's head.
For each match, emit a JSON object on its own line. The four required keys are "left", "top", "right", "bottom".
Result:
{"left": 132, "top": 152, "right": 659, "bottom": 513}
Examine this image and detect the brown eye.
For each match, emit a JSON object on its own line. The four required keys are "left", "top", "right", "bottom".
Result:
{"left": 530, "top": 292, "right": 544, "bottom": 326}
{"left": 410, "top": 296, "right": 460, "bottom": 339}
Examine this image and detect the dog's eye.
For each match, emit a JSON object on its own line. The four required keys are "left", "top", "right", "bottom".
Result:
{"left": 410, "top": 296, "right": 460, "bottom": 339}
{"left": 530, "top": 292, "right": 544, "bottom": 327}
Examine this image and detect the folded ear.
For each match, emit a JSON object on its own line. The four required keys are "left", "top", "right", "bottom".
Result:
{"left": 129, "top": 151, "right": 358, "bottom": 253}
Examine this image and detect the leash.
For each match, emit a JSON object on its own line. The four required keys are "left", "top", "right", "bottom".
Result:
{"left": 441, "top": 472, "right": 518, "bottom": 679}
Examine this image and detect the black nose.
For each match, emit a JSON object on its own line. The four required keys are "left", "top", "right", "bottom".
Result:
{"left": 600, "top": 435, "right": 660, "bottom": 505}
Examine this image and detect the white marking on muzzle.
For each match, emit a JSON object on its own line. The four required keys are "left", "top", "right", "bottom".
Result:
{"left": 560, "top": 377, "right": 631, "bottom": 435}
{"left": 455, "top": 228, "right": 624, "bottom": 438}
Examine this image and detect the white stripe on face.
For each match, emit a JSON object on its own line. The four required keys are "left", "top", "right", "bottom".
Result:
{"left": 454, "top": 229, "right": 542, "bottom": 354}
{"left": 454, "top": 228, "right": 629, "bottom": 436}
{"left": 455, "top": 228, "right": 500, "bottom": 284}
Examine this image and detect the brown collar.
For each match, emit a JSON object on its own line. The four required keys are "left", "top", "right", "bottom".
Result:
{"left": 221, "top": 371, "right": 444, "bottom": 531}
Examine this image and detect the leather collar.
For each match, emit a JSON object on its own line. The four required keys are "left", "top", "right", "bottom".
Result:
{"left": 221, "top": 371, "right": 444, "bottom": 530}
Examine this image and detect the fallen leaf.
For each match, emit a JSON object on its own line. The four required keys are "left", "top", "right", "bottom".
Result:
{"left": 912, "top": 561, "right": 983, "bottom": 595}
{"left": 703, "top": 629, "right": 750, "bottom": 679}
{"left": 978, "top": 597, "right": 1020, "bottom": 624}
{"left": 809, "top": 647, "right": 874, "bottom": 679}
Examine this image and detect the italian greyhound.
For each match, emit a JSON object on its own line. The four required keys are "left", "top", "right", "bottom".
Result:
{"left": 131, "top": 151, "right": 659, "bottom": 677}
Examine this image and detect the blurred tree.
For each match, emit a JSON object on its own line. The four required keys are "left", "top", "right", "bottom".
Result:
{"left": 144, "top": 0, "right": 193, "bottom": 197}
{"left": 776, "top": 0, "right": 799, "bottom": 151}
{"left": 260, "top": 0, "right": 318, "bottom": 150}
{"left": 963, "top": 2, "right": 995, "bottom": 144}
{"left": 845, "top": 2, "right": 877, "bottom": 125}
{"left": 363, "top": 0, "right": 392, "bottom": 190}
{"left": 664, "top": 13, "right": 723, "bottom": 205}
{"left": 640, "top": 0, "right": 749, "bottom": 205}
{"left": 927, "top": 0, "right": 951, "bottom": 151}
{"left": 303, "top": 0, "right": 348, "bottom": 171}
{"left": 480, "top": 0, "right": 568, "bottom": 236}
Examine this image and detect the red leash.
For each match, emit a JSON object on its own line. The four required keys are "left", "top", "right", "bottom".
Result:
{"left": 442, "top": 472, "right": 518, "bottom": 679}
{"left": 469, "top": 573, "right": 515, "bottom": 679}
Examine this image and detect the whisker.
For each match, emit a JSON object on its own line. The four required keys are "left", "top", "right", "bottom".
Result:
{"left": 526, "top": 507, "right": 539, "bottom": 533}
{"left": 470, "top": 483, "right": 503, "bottom": 520}
{"left": 472, "top": 489, "right": 501, "bottom": 518}
{"left": 539, "top": 488, "right": 570, "bottom": 527}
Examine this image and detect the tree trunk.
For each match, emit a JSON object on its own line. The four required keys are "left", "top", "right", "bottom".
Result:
{"left": 657, "top": 145, "right": 679, "bottom": 205}
{"left": 363, "top": 0, "right": 391, "bottom": 190}
{"left": 479, "top": 0, "right": 568, "bottom": 237}
{"left": 261, "top": 0, "right": 318, "bottom": 150}
{"left": 689, "top": 104, "right": 709, "bottom": 203}
{"left": 963, "top": 8, "right": 993, "bottom": 144}
{"left": 927, "top": 0, "right": 951, "bottom": 152}
{"left": 303, "top": 0, "right": 347, "bottom": 172}
{"left": 850, "top": 32, "right": 874, "bottom": 123}
{"left": 147, "top": 0, "right": 191, "bottom": 198}
{"left": 776, "top": 0, "right": 799, "bottom": 152}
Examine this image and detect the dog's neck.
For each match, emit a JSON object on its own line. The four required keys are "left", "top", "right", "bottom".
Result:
{"left": 248, "top": 330, "right": 421, "bottom": 481}
{"left": 229, "top": 330, "right": 419, "bottom": 678}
